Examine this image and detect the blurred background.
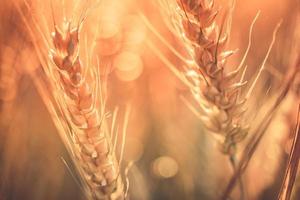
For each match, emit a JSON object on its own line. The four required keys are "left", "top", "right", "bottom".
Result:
{"left": 0, "top": 0, "right": 299, "bottom": 199}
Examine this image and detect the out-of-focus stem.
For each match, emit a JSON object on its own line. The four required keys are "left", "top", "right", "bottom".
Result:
{"left": 229, "top": 153, "right": 246, "bottom": 200}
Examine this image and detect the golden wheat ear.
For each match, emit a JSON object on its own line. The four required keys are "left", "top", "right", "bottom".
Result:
{"left": 14, "top": 1, "right": 130, "bottom": 199}
{"left": 145, "top": 0, "right": 288, "bottom": 199}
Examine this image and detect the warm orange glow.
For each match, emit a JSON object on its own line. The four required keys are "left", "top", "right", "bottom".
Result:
{"left": 0, "top": 0, "right": 299, "bottom": 200}
{"left": 114, "top": 51, "right": 143, "bottom": 81}
{"left": 96, "top": 21, "right": 122, "bottom": 56}
{"left": 152, "top": 156, "right": 179, "bottom": 178}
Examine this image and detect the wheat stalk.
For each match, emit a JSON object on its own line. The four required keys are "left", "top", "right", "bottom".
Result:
{"left": 278, "top": 104, "right": 300, "bottom": 200}
{"left": 14, "top": 1, "right": 129, "bottom": 199}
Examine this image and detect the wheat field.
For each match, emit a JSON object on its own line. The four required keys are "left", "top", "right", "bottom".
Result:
{"left": 0, "top": 0, "right": 299, "bottom": 200}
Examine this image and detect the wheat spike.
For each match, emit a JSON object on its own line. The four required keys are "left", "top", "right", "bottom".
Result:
{"left": 14, "top": 1, "right": 128, "bottom": 199}
{"left": 50, "top": 20, "right": 125, "bottom": 200}
{"left": 161, "top": 0, "right": 248, "bottom": 155}
{"left": 159, "top": 0, "right": 280, "bottom": 157}
{"left": 155, "top": 1, "right": 281, "bottom": 198}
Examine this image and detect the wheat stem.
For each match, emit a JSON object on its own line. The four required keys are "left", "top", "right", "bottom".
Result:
{"left": 229, "top": 153, "right": 246, "bottom": 200}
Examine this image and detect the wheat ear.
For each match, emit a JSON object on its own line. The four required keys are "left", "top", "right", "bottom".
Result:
{"left": 167, "top": 0, "right": 251, "bottom": 155}
{"left": 51, "top": 20, "right": 126, "bottom": 200}
{"left": 151, "top": 0, "right": 282, "bottom": 199}
{"left": 158, "top": 0, "right": 281, "bottom": 157}
{"left": 14, "top": 1, "right": 128, "bottom": 199}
